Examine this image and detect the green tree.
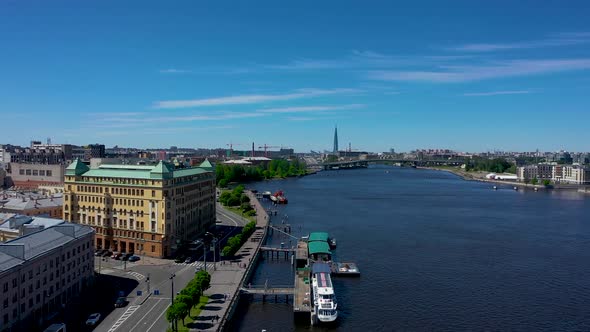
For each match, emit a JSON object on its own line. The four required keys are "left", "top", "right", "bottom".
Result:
{"left": 166, "top": 304, "right": 181, "bottom": 331}
{"left": 240, "top": 194, "right": 250, "bottom": 204}
{"left": 219, "top": 192, "right": 231, "bottom": 205}
{"left": 174, "top": 302, "right": 189, "bottom": 326}
{"left": 542, "top": 179, "right": 551, "bottom": 186}
{"left": 218, "top": 179, "right": 228, "bottom": 188}
{"left": 531, "top": 177, "right": 539, "bottom": 185}
{"left": 226, "top": 195, "right": 240, "bottom": 206}
{"left": 175, "top": 294, "right": 193, "bottom": 315}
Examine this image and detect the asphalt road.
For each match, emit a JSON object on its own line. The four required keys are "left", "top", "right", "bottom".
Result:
{"left": 89, "top": 204, "right": 249, "bottom": 332}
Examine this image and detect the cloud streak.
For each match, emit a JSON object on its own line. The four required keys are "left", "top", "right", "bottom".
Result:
{"left": 153, "top": 88, "right": 361, "bottom": 109}
{"left": 159, "top": 69, "right": 191, "bottom": 74}
{"left": 258, "top": 104, "right": 364, "bottom": 114}
{"left": 449, "top": 32, "right": 590, "bottom": 52}
{"left": 368, "top": 58, "right": 590, "bottom": 83}
{"left": 462, "top": 90, "right": 531, "bottom": 97}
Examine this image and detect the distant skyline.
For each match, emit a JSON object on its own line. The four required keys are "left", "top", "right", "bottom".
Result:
{"left": 1, "top": 1, "right": 590, "bottom": 152}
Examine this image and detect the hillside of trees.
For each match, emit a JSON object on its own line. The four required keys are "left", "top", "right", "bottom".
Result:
{"left": 216, "top": 159, "right": 307, "bottom": 186}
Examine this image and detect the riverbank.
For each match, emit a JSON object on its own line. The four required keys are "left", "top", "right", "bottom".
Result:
{"left": 417, "top": 166, "right": 590, "bottom": 191}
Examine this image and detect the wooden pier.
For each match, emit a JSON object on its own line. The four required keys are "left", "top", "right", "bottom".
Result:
{"left": 260, "top": 246, "right": 295, "bottom": 260}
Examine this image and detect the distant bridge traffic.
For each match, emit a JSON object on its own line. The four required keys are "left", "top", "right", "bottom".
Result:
{"left": 320, "top": 158, "right": 466, "bottom": 170}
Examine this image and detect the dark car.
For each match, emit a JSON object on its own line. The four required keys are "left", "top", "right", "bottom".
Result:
{"left": 101, "top": 251, "right": 112, "bottom": 257}
{"left": 122, "top": 253, "right": 133, "bottom": 261}
{"left": 174, "top": 256, "right": 185, "bottom": 263}
{"left": 128, "top": 255, "right": 140, "bottom": 262}
{"left": 114, "top": 297, "right": 127, "bottom": 308}
{"left": 95, "top": 249, "right": 105, "bottom": 256}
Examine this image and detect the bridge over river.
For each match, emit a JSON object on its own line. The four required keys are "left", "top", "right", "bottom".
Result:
{"left": 321, "top": 158, "right": 466, "bottom": 170}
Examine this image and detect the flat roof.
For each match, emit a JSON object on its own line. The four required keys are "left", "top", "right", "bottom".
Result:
{"left": 308, "top": 241, "right": 331, "bottom": 255}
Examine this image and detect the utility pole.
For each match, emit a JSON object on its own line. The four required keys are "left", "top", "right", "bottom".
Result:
{"left": 146, "top": 274, "right": 150, "bottom": 294}
{"left": 170, "top": 274, "right": 176, "bottom": 305}
{"left": 203, "top": 244, "right": 207, "bottom": 272}
{"left": 213, "top": 238, "right": 217, "bottom": 271}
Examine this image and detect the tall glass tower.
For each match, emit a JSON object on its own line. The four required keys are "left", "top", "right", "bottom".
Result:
{"left": 333, "top": 126, "right": 339, "bottom": 153}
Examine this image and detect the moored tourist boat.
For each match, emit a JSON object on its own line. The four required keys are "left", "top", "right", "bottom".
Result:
{"left": 312, "top": 263, "right": 338, "bottom": 323}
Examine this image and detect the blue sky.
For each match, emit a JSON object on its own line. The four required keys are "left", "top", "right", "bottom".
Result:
{"left": 1, "top": 0, "right": 590, "bottom": 153}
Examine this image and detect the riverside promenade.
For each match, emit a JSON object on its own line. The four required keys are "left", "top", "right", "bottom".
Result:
{"left": 191, "top": 191, "right": 269, "bottom": 331}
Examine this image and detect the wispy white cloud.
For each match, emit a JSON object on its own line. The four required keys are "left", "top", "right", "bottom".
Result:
{"left": 159, "top": 68, "right": 191, "bottom": 74}
{"left": 103, "top": 112, "right": 265, "bottom": 123}
{"left": 286, "top": 116, "right": 315, "bottom": 121}
{"left": 257, "top": 104, "right": 364, "bottom": 114}
{"left": 368, "top": 58, "right": 590, "bottom": 83}
{"left": 449, "top": 32, "right": 590, "bottom": 52}
{"left": 462, "top": 90, "right": 532, "bottom": 97}
{"left": 153, "top": 88, "right": 361, "bottom": 109}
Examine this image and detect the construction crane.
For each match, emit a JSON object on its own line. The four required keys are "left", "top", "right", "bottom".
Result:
{"left": 258, "top": 144, "right": 282, "bottom": 158}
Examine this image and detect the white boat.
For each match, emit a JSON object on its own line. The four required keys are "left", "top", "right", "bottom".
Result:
{"left": 312, "top": 265, "right": 338, "bottom": 323}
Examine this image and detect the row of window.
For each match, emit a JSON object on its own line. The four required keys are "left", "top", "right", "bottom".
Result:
{"left": 2, "top": 241, "right": 91, "bottom": 295}
{"left": 18, "top": 169, "right": 53, "bottom": 176}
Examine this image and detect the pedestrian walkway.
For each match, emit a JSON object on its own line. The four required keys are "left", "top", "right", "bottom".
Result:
{"left": 188, "top": 191, "right": 269, "bottom": 331}
{"left": 172, "top": 261, "right": 215, "bottom": 269}
{"left": 126, "top": 271, "right": 145, "bottom": 281}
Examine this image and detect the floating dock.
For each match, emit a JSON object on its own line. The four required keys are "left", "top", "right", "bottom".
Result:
{"left": 331, "top": 262, "right": 360, "bottom": 276}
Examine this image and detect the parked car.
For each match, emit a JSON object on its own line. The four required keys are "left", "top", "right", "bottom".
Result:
{"left": 114, "top": 297, "right": 127, "bottom": 308}
{"left": 184, "top": 256, "right": 193, "bottom": 264}
{"left": 85, "top": 313, "right": 101, "bottom": 326}
{"left": 101, "top": 251, "right": 112, "bottom": 257}
{"left": 113, "top": 252, "right": 124, "bottom": 260}
{"left": 95, "top": 249, "right": 105, "bottom": 256}
{"left": 128, "top": 255, "right": 140, "bottom": 262}
{"left": 122, "top": 253, "right": 133, "bottom": 261}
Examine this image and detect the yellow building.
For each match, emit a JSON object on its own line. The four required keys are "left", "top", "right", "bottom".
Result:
{"left": 63, "top": 159, "right": 215, "bottom": 258}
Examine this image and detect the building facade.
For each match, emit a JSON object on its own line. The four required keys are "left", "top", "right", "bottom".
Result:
{"left": 6, "top": 163, "right": 65, "bottom": 188}
{"left": 0, "top": 223, "right": 94, "bottom": 332}
{"left": 62, "top": 160, "right": 216, "bottom": 258}
{"left": 562, "top": 165, "right": 590, "bottom": 184}
{"left": 517, "top": 163, "right": 590, "bottom": 184}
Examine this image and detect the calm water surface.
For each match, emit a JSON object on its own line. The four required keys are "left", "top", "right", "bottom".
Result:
{"left": 229, "top": 165, "right": 590, "bottom": 331}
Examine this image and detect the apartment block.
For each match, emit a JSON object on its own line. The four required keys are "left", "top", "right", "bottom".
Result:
{"left": 63, "top": 160, "right": 216, "bottom": 258}
{"left": 0, "top": 223, "right": 94, "bottom": 332}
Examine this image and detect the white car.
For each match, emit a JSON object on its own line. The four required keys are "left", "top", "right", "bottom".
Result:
{"left": 85, "top": 313, "right": 101, "bottom": 326}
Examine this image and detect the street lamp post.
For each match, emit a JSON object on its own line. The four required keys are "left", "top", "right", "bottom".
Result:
{"left": 212, "top": 238, "right": 218, "bottom": 271}
{"left": 203, "top": 243, "right": 207, "bottom": 272}
{"left": 169, "top": 273, "right": 176, "bottom": 331}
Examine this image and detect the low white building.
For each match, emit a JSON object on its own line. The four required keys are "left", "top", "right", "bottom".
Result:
{"left": 562, "top": 165, "right": 590, "bottom": 184}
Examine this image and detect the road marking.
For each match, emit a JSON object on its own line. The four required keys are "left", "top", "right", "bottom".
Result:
{"left": 126, "top": 271, "right": 145, "bottom": 281}
{"left": 128, "top": 298, "right": 164, "bottom": 332}
{"left": 146, "top": 302, "right": 171, "bottom": 332}
{"left": 108, "top": 305, "right": 139, "bottom": 332}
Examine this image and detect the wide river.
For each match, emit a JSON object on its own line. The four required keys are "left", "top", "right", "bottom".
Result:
{"left": 229, "top": 165, "right": 590, "bottom": 331}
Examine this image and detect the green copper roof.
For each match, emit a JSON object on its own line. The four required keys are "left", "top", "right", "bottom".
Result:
{"left": 69, "top": 162, "right": 211, "bottom": 180}
{"left": 308, "top": 241, "right": 331, "bottom": 255}
{"left": 65, "top": 159, "right": 90, "bottom": 176}
{"left": 308, "top": 232, "right": 330, "bottom": 243}
{"left": 199, "top": 159, "right": 214, "bottom": 170}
